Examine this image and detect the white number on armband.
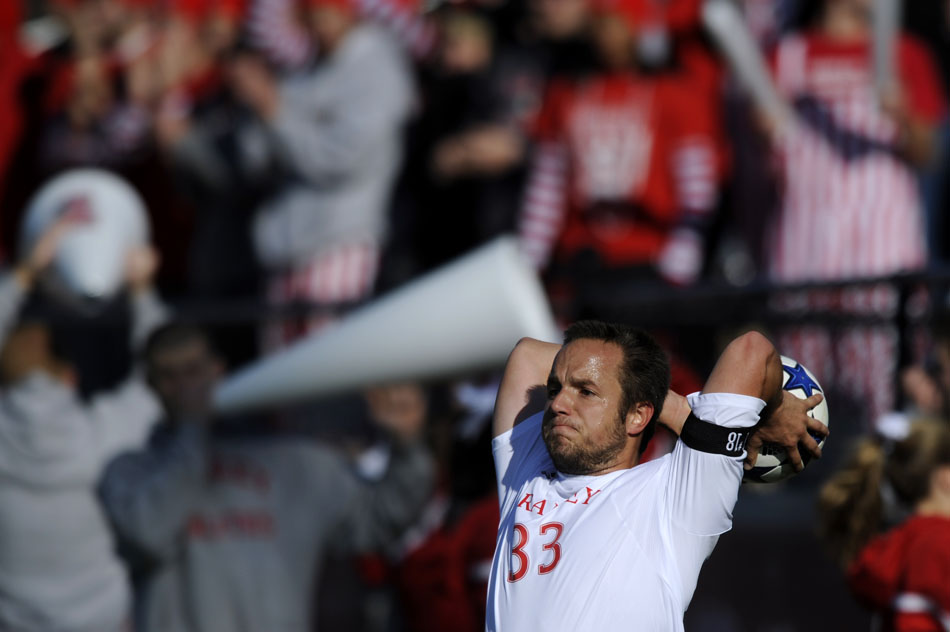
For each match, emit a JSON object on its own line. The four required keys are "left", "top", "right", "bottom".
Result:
{"left": 726, "top": 432, "right": 746, "bottom": 453}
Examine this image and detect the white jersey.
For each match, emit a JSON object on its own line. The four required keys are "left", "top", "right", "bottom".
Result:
{"left": 486, "top": 392, "right": 765, "bottom": 631}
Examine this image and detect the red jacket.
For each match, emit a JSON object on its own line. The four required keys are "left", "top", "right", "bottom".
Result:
{"left": 523, "top": 72, "right": 726, "bottom": 268}
{"left": 848, "top": 515, "right": 950, "bottom": 632}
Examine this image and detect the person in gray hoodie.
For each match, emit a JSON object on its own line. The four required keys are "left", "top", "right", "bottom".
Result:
{"left": 227, "top": 0, "right": 415, "bottom": 344}
{"left": 99, "top": 323, "right": 435, "bottom": 632}
{"left": 0, "top": 218, "right": 167, "bottom": 631}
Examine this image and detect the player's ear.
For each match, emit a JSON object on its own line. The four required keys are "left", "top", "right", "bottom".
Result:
{"left": 624, "top": 402, "right": 653, "bottom": 436}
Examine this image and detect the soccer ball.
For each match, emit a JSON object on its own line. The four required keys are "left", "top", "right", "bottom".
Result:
{"left": 743, "top": 356, "right": 829, "bottom": 484}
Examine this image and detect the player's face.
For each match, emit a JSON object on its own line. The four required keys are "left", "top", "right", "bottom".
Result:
{"left": 542, "top": 339, "right": 629, "bottom": 475}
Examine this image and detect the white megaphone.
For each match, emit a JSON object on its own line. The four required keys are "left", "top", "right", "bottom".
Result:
{"left": 20, "top": 169, "right": 149, "bottom": 307}
{"left": 214, "top": 236, "right": 560, "bottom": 413}
{"left": 702, "top": 0, "right": 795, "bottom": 132}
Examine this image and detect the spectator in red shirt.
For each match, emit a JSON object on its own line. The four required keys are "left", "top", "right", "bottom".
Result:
{"left": 517, "top": 0, "right": 728, "bottom": 321}
{"left": 759, "top": 0, "right": 947, "bottom": 425}
{"left": 819, "top": 419, "right": 950, "bottom": 631}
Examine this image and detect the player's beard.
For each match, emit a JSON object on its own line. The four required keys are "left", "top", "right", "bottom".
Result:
{"left": 541, "top": 411, "right": 628, "bottom": 475}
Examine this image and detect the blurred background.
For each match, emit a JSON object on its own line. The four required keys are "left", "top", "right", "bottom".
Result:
{"left": 0, "top": 0, "right": 948, "bottom": 630}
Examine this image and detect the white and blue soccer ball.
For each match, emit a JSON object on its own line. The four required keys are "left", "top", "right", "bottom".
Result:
{"left": 743, "top": 356, "right": 830, "bottom": 484}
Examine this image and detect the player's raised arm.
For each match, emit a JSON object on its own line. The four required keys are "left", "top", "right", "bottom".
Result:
{"left": 656, "top": 332, "right": 783, "bottom": 435}
{"left": 493, "top": 338, "right": 561, "bottom": 438}
{"left": 703, "top": 331, "right": 785, "bottom": 408}
{"left": 709, "top": 332, "right": 826, "bottom": 471}
{"left": 659, "top": 331, "right": 825, "bottom": 468}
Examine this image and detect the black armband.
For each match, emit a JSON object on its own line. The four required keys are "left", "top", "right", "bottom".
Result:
{"left": 679, "top": 413, "right": 750, "bottom": 457}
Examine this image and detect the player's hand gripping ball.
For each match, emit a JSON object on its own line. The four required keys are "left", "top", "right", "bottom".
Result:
{"left": 743, "top": 356, "right": 829, "bottom": 483}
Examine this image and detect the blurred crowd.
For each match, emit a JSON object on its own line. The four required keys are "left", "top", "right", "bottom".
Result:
{"left": 0, "top": 0, "right": 946, "bottom": 299}
{"left": 0, "top": 0, "right": 948, "bottom": 629}
{"left": 0, "top": 0, "right": 947, "bottom": 395}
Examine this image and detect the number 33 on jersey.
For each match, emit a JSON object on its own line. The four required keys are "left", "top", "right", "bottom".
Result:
{"left": 508, "top": 522, "right": 564, "bottom": 581}
{"left": 504, "top": 483, "right": 602, "bottom": 582}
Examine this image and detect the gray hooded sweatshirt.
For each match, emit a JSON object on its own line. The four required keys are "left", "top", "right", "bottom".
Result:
{"left": 100, "top": 422, "right": 435, "bottom": 632}
{"left": 0, "top": 275, "right": 165, "bottom": 631}
{"left": 251, "top": 23, "right": 414, "bottom": 269}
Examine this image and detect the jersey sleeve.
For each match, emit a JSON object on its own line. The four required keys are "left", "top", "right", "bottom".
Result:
{"left": 662, "top": 80, "right": 726, "bottom": 216}
{"left": 662, "top": 392, "right": 765, "bottom": 605}
{"left": 897, "top": 36, "right": 947, "bottom": 125}
{"left": 519, "top": 81, "right": 572, "bottom": 269}
{"left": 491, "top": 412, "right": 551, "bottom": 510}
{"left": 98, "top": 424, "right": 210, "bottom": 561}
{"left": 529, "top": 80, "right": 570, "bottom": 143}
{"left": 666, "top": 392, "right": 764, "bottom": 535}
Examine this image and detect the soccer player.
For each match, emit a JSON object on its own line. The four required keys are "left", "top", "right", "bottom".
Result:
{"left": 487, "top": 322, "right": 825, "bottom": 630}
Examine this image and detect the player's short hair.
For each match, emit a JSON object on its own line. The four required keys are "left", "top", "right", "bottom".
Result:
{"left": 564, "top": 321, "right": 670, "bottom": 454}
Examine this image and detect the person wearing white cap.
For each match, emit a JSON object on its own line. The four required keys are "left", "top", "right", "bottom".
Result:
{"left": 0, "top": 216, "right": 166, "bottom": 632}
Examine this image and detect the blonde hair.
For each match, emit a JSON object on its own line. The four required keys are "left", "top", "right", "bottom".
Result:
{"left": 818, "top": 419, "right": 950, "bottom": 568}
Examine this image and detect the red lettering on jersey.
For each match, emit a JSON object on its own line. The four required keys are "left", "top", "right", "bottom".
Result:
{"left": 186, "top": 511, "right": 275, "bottom": 539}
{"left": 565, "top": 493, "right": 579, "bottom": 504}
{"left": 582, "top": 487, "right": 602, "bottom": 505}
{"left": 508, "top": 524, "right": 530, "bottom": 582}
{"left": 187, "top": 515, "right": 211, "bottom": 537}
{"left": 538, "top": 522, "right": 564, "bottom": 575}
{"left": 532, "top": 500, "right": 547, "bottom": 516}
{"left": 209, "top": 457, "right": 271, "bottom": 493}
{"left": 517, "top": 494, "right": 534, "bottom": 511}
